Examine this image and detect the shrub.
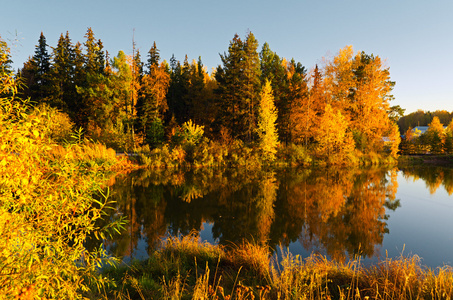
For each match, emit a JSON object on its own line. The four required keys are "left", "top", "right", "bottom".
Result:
{"left": 1, "top": 45, "right": 125, "bottom": 298}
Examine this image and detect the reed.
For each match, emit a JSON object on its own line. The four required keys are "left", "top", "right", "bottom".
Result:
{"left": 97, "top": 237, "right": 453, "bottom": 300}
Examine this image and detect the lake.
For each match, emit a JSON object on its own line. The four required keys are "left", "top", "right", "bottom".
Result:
{"left": 98, "top": 165, "right": 453, "bottom": 269}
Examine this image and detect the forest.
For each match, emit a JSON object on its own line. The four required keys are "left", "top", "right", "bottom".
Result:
{"left": 4, "top": 28, "right": 400, "bottom": 166}
{"left": 3, "top": 30, "right": 453, "bottom": 298}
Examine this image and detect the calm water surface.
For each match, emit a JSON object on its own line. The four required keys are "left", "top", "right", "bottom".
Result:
{"left": 100, "top": 165, "right": 453, "bottom": 268}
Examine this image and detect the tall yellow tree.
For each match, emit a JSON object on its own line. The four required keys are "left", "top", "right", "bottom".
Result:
{"left": 257, "top": 80, "right": 279, "bottom": 161}
{"left": 323, "top": 46, "right": 396, "bottom": 154}
{"left": 286, "top": 60, "right": 312, "bottom": 145}
{"left": 315, "top": 104, "right": 354, "bottom": 164}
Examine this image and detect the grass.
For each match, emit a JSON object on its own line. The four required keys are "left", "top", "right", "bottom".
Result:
{"left": 91, "top": 235, "right": 453, "bottom": 300}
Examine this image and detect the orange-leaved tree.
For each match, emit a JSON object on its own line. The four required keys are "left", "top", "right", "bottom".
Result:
{"left": 425, "top": 116, "right": 445, "bottom": 154}
{"left": 314, "top": 104, "right": 354, "bottom": 164}
{"left": 323, "top": 46, "right": 396, "bottom": 156}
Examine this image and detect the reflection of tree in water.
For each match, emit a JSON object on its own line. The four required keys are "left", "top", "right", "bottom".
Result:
{"left": 400, "top": 166, "right": 453, "bottom": 195}
{"left": 102, "top": 166, "right": 401, "bottom": 262}
{"left": 272, "top": 167, "right": 400, "bottom": 262}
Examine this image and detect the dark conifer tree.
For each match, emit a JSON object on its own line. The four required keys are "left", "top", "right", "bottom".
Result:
{"left": 72, "top": 41, "right": 87, "bottom": 128}
{"left": 259, "top": 43, "right": 289, "bottom": 143}
{"left": 18, "top": 32, "right": 51, "bottom": 102}
{"left": 215, "top": 32, "right": 262, "bottom": 142}
{"left": 242, "top": 32, "right": 261, "bottom": 142}
{"left": 49, "top": 32, "right": 76, "bottom": 112}
{"left": 188, "top": 57, "right": 207, "bottom": 126}
{"left": 215, "top": 34, "right": 245, "bottom": 139}
{"left": 167, "top": 55, "right": 190, "bottom": 124}
{"left": 146, "top": 41, "right": 160, "bottom": 72}
{"left": 33, "top": 32, "right": 51, "bottom": 98}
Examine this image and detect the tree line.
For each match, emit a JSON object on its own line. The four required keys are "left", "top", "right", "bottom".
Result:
{"left": 3, "top": 28, "right": 400, "bottom": 164}
{"left": 398, "top": 109, "right": 453, "bottom": 134}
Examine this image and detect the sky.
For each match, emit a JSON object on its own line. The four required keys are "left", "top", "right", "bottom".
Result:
{"left": 1, "top": 0, "right": 452, "bottom": 115}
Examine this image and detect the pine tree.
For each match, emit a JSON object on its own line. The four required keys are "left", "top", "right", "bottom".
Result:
{"left": 215, "top": 32, "right": 261, "bottom": 142}
{"left": 215, "top": 34, "right": 244, "bottom": 139}
{"left": 18, "top": 32, "right": 52, "bottom": 103}
{"left": 257, "top": 80, "right": 279, "bottom": 161}
{"left": 242, "top": 32, "right": 261, "bottom": 142}
{"left": 76, "top": 28, "right": 110, "bottom": 133}
{"left": 146, "top": 41, "right": 160, "bottom": 71}
{"left": 286, "top": 59, "right": 310, "bottom": 145}
{"left": 49, "top": 32, "right": 76, "bottom": 114}
{"left": 32, "top": 32, "right": 51, "bottom": 100}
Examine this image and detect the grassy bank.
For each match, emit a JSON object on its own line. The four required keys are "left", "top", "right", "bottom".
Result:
{"left": 398, "top": 154, "right": 453, "bottom": 167}
{"left": 94, "top": 235, "right": 453, "bottom": 300}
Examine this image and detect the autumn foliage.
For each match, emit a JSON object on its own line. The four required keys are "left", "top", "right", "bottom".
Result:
{"left": 13, "top": 29, "right": 400, "bottom": 166}
{"left": 1, "top": 37, "right": 126, "bottom": 298}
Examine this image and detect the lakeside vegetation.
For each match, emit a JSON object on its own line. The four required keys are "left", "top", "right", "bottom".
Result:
{"left": 2, "top": 29, "right": 453, "bottom": 299}
{"left": 93, "top": 235, "right": 453, "bottom": 300}
{"left": 8, "top": 28, "right": 400, "bottom": 166}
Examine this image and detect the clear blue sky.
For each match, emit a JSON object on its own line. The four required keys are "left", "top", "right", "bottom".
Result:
{"left": 2, "top": 0, "right": 452, "bottom": 115}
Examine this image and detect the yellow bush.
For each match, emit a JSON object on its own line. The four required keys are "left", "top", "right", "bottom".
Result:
{"left": 0, "top": 41, "right": 124, "bottom": 298}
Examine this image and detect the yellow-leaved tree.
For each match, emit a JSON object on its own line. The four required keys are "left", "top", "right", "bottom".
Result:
{"left": 323, "top": 46, "right": 396, "bottom": 156}
{"left": 315, "top": 104, "right": 354, "bottom": 164}
{"left": 257, "top": 80, "right": 279, "bottom": 161}
{"left": 0, "top": 37, "right": 124, "bottom": 299}
{"left": 425, "top": 116, "right": 445, "bottom": 154}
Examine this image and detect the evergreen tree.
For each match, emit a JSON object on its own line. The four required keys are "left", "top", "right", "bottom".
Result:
{"left": 146, "top": 41, "right": 160, "bottom": 71}
{"left": 259, "top": 43, "right": 289, "bottom": 142}
{"left": 187, "top": 57, "right": 207, "bottom": 125}
{"left": 83, "top": 28, "right": 105, "bottom": 75}
{"left": 32, "top": 32, "right": 51, "bottom": 100}
{"left": 72, "top": 41, "right": 88, "bottom": 128}
{"left": 49, "top": 32, "right": 76, "bottom": 115}
{"left": 215, "top": 32, "right": 261, "bottom": 142}
{"left": 215, "top": 34, "right": 244, "bottom": 138}
{"left": 287, "top": 60, "right": 310, "bottom": 145}
{"left": 0, "top": 36, "right": 12, "bottom": 75}
{"left": 18, "top": 32, "right": 51, "bottom": 102}
{"left": 76, "top": 28, "right": 110, "bottom": 132}
{"left": 167, "top": 55, "right": 190, "bottom": 124}
{"left": 242, "top": 32, "right": 261, "bottom": 142}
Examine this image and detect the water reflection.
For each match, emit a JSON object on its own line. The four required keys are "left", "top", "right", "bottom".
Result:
{"left": 399, "top": 166, "right": 453, "bottom": 195}
{"left": 98, "top": 166, "right": 411, "bottom": 263}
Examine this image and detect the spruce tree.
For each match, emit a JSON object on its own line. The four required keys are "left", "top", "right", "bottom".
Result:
{"left": 49, "top": 32, "right": 76, "bottom": 114}
{"left": 215, "top": 34, "right": 245, "bottom": 140}
{"left": 146, "top": 41, "right": 160, "bottom": 72}
{"left": 259, "top": 43, "right": 290, "bottom": 143}
{"left": 242, "top": 32, "right": 261, "bottom": 142}
{"left": 33, "top": 32, "right": 51, "bottom": 99}
{"left": 18, "top": 32, "right": 51, "bottom": 103}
